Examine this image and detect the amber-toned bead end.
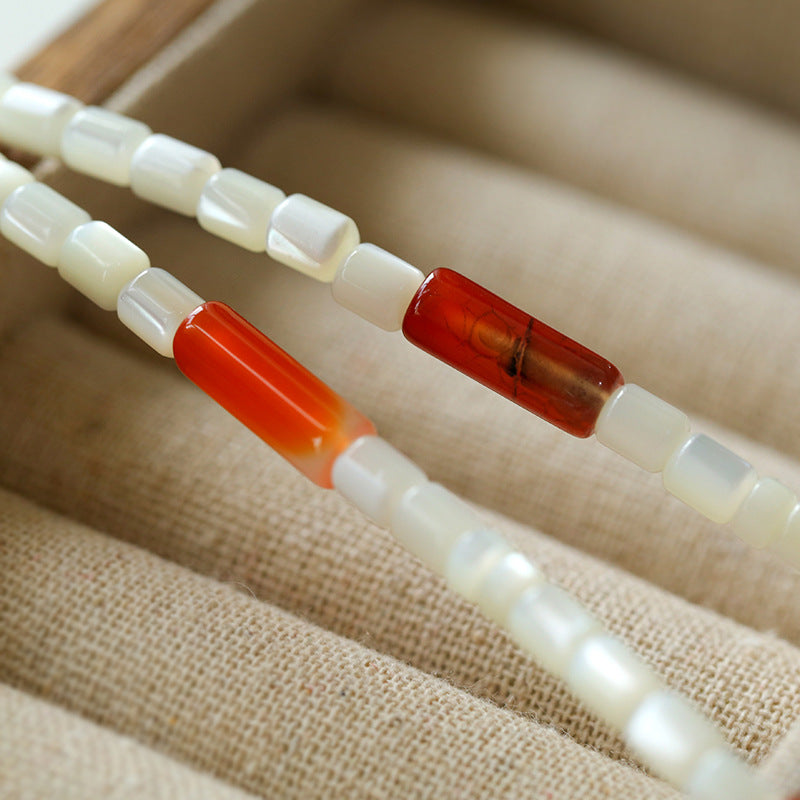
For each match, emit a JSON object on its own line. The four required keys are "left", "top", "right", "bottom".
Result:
{"left": 173, "top": 301, "right": 375, "bottom": 487}
{"left": 402, "top": 268, "right": 623, "bottom": 437}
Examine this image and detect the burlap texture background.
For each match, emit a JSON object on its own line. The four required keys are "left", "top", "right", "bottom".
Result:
{"left": 1, "top": 0, "right": 800, "bottom": 796}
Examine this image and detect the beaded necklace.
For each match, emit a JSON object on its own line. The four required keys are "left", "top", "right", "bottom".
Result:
{"left": 0, "top": 73, "right": 788, "bottom": 799}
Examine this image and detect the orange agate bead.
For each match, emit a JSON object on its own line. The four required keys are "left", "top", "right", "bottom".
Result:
{"left": 173, "top": 301, "right": 375, "bottom": 487}
{"left": 402, "top": 269, "right": 623, "bottom": 437}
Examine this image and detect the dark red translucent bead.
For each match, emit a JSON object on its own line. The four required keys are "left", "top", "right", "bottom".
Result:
{"left": 173, "top": 301, "right": 375, "bottom": 487}
{"left": 402, "top": 269, "right": 623, "bottom": 437}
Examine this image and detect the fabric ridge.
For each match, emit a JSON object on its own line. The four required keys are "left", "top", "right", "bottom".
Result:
{"left": 1, "top": 0, "right": 800, "bottom": 797}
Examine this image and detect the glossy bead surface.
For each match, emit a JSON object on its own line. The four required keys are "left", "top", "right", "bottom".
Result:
{"left": 596, "top": 383, "right": 690, "bottom": 472}
{"left": 508, "top": 584, "right": 603, "bottom": 677}
{"left": 444, "top": 528, "right": 511, "bottom": 603}
{"left": 267, "top": 194, "right": 359, "bottom": 282}
{"left": 663, "top": 434, "right": 758, "bottom": 524}
{"left": 332, "top": 435, "right": 426, "bottom": 526}
{"left": 625, "top": 690, "right": 725, "bottom": 788}
{"left": 567, "top": 634, "right": 663, "bottom": 731}
{"left": 197, "top": 168, "right": 285, "bottom": 252}
{"left": 0, "top": 158, "right": 34, "bottom": 206}
{"left": 390, "top": 482, "right": 484, "bottom": 573}
{"left": 0, "top": 83, "right": 83, "bottom": 156}
{"left": 731, "top": 477, "right": 796, "bottom": 549}
{"left": 61, "top": 107, "right": 152, "bottom": 186}
{"left": 173, "top": 302, "right": 375, "bottom": 487}
{"left": 685, "top": 748, "right": 780, "bottom": 800}
{"left": 769, "top": 504, "right": 800, "bottom": 569}
{"left": 130, "top": 134, "right": 221, "bottom": 215}
{"left": 58, "top": 221, "right": 150, "bottom": 310}
{"left": 0, "top": 182, "right": 90, "bottom": 266}
{"left": 117, "top": 268, "right": 203, "bottom": 357}
{"left": 332, "top": 244, "right": 425, "bottom": 331}
{"left": 0, "top": 73, "right": 18, "bottom": 99}
{"left": 474, "top": 552, "right": 545, "bottom": 625}
{"left": 402, "top": 269, "right": 623, "bottom": 437}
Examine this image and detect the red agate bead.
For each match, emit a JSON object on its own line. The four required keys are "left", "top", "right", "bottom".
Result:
{"left": 173, "top": 301, "right": 375, "bottom": 487}
{"left": 402, "top": 269, "right": 623, "bottom": 437}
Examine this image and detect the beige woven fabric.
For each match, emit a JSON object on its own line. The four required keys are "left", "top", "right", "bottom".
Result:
{"left": 0, "top": 489, "right": 679, "bottom": 799}
{"left": 1, "top": 0, "right": 800, "bottom": 797}
{"left": 3, "top": 315, "right": 800, "bottom": 772}
{"left": 324, "top": 1, "right": 800, "bottom": 273}
{"left": 0, "top": 684, "right": 261, "bottom": 800}
{"left": 764, "top": 722, "right": 800, "bottom": 796}
{"left": 511, "top": 0, "right": 800, "bottom": 118}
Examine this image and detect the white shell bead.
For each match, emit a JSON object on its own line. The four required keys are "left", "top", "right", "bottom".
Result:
{"left": 444, "top": 528, "right": 511, "bottom": 603}
{"left": 567, "top": 634, "right": 663, "bottom": 730}
{"left": 769, "top": 504, "right": 800, "bottom": 569}
{"left": 625, "top": 690, "right": 725, "bottom": 788}
{"left": 662, "top": 434, "right": 757, "bottom": 524}
{"left": 267, "top": 194, "right": 359, "bottom": 282}
{"left": 0, "top": 182, "right": 90, "bottom": 266}
{"left": 332, "top": 244, "right": 425, "bottom": 331}
{"left": 474, "top": 552, "right": 544, "bottom": 625}
{"left": 332, "top": 435, "right": 426, "bottom": 527}
{"left": 595, "top": 384, "right": 690, "bottom": 472}
{"left": 685, "top": 747, "right": 780, "bottom": 800}
{"left": 58, "top": 221, "right": 150, "bottom": 310}
{"left": 61, "top": 107, "right": 151, "bottom": 186}
{"left": 117, "top": 268, "right": 204, "bottom": 357}
{"left": 731, "top": 477, "right": 796, "bottom": 549}
{"left": 508, "top": 584, "right": 602, "bottom": 677}
{"left": 197, "top": 168, "right": 285, "bottom": 252}
{"left": 0, "top": 83, "right": 83, "bottom": 156}
{"left": 0, "top": 158, "right": 34, "bottom": 206}
{"left": 390, "top": 482, "right": 484, "bottom": 574}
{"left": 0, "top": 73, "right": 18, "bottom": 99}
{"left": 130, "top": 134, "right": 221, "bottom": 216}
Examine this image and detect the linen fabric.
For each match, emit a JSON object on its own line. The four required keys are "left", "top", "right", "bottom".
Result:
{"left": 2, "top": 0, "right": 800, "bottom": 797}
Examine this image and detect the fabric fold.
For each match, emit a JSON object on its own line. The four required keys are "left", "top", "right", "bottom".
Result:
{"left": 0, "top": 489, "right": 680, "bottom": 799}
{"left": 1, "top": 316, "right": 798, "bottom": 768}
{"left": 321, "top": 1, "right": 800, "bottom": 273}
{"left": 0, "top": 682, "right": 260, "bottom": 800}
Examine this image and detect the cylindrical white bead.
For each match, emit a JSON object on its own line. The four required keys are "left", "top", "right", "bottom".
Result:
{"left": 567, "top": 634, "right": 663, "bottom": 731}
{"left": 197, "top": 168, "right": 285, "bottom": 252}
{"left": 267, "top": 194, "right": 359, "bottom": 282}
{"left": 685, "top": 748, "right": 780, "bottom": 800}
{"left": 390, "top": 482, "right": 484, "bottom": 574}
{"left": 130, "top": 134, "right": 221, "bottom": 216}
{"left": 731, "top": 477, "right": 796, "bottom": 549}
{"left": 595, "top": 384, "right": 690, "bottom": 472}
{"left": 625, "top": 690, "right": 726, "bottom": 788}
{"left": 58, "top": 221, "right": 150, "bottom": 310}
{"left": 0, "top": 73, "right": 18, "bottom": 99}
{"left": 61, "top": 107, "right": 152, "bottom": 186}
{"left": 117, "top": 268, "right": 204, "bottom": 357}
{"left": 474, "top": 551, "right": 545, "bottom": 625}
{"left": 769, "top": 504, "right": 800, "bottom": 569}
{"left": 662, "top": 434, "right": 758, "bottom": 524}
{"left": 332, "top": 244, "right": 425, "bottom": 331}
{"left": 508, "top": 584, "right": 603, "bottom": 677}
{"left": 0, "top": 83, "right": 83, "bottom": 156}
{"left": 332, "top": 435, "right": 426, "bottom": 527}
{"left": 0, "top": 158, "right": 34, "bottom": 206}
{"left": 0, "top": 183, "right": 90, "bottom": 266}
{"left": 444, "top": 528, "right": 511, "bottom": 603}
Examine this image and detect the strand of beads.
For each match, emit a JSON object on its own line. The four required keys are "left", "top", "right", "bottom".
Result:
{"left": 0, "top": 153, "right": 780, "bottom": 799}
{"left": 0, "top": 76, "right": 798, "bottom": 570}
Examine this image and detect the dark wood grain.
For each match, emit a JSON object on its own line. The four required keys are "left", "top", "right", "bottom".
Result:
{"left": 5, "top": 0, "right": 217, "bottom": 164}
{"left": 17, "top": 0, "right": 218, "bottom": 102}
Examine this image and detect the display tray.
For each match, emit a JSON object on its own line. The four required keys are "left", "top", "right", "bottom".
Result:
{"left": 2, "top": 1, "right": 800, "bottom": 797}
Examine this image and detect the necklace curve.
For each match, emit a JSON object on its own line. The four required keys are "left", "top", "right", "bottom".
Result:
{"left": 0, "top": 73, "right": 789, "bottom": 799}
